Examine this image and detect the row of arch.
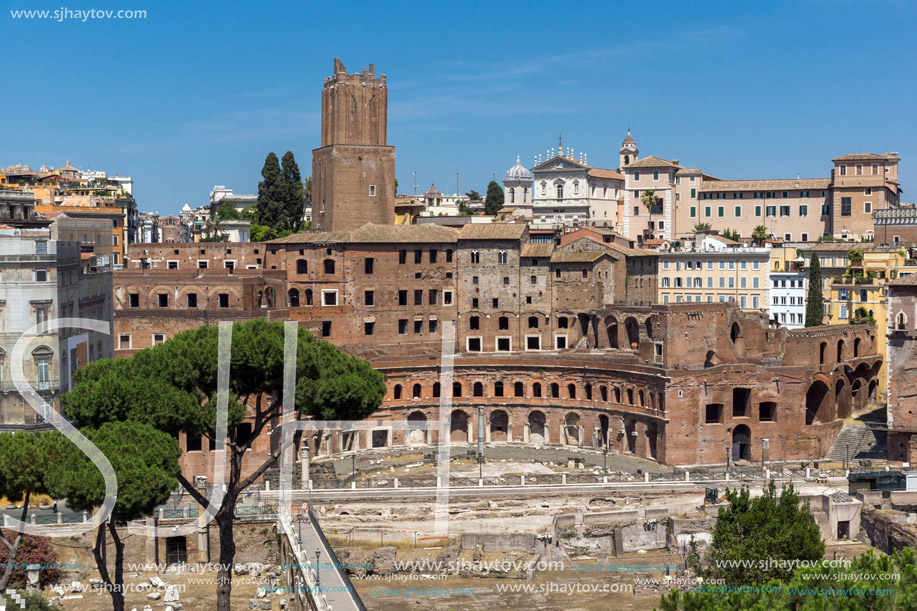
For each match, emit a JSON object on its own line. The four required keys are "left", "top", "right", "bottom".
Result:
{"left": 389, "top": 379, "right": 660, "bottom": 411}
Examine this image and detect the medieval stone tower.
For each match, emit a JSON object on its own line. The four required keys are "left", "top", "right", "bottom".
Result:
{"left": 312, "top": 58, "right": 396, "bottom": 231}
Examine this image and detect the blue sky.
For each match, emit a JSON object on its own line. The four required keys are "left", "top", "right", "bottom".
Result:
{"left": 2, "top": 0, "right": 915, "bottom": 214}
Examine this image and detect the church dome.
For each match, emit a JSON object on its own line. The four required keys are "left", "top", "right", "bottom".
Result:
{"left": 504, "top": 156, "right": 532, "bottom": 181}
{"left": 621, "top": 129, "right": 636, "bottom": 149}
{"left": 423, "top": 182, "right": 443, "bottom": 199}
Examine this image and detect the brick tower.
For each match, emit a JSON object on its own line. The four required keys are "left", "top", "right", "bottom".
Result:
{"left": 312, "top": 58, "right": 396, "bottom": 231}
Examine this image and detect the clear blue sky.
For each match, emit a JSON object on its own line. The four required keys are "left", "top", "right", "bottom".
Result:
{"left": 2, "top": 0, "right": 915, "bottom": 214}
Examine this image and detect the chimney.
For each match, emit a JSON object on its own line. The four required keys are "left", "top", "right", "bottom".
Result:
{"left": 672, "top": 159, "right": 679, "bottom": 165}
{"left": 369, "top": 64, "right": 375, "bottom": 77}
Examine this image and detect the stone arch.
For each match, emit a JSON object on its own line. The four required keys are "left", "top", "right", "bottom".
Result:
{"left": 473, "top": 382, "right": 484, "bottom": 397}
{"left": 393, "top": 384, "right": 402, "bottom": 400}
{"left": 490, "top": 410, "right": 509, "bottom": 442}
{"left": 550, "top": 382, "right": 560, "bottom": 398}
{"left": 705, "top": 350, "right": 718, "bottom": 368}
{"left": 868, "top": 378, "right": 878, "bottom": 402}
{"left": 532, "top": 382, "right": 542, "bottom": 398}
{"left": 288, "top": 288, "right": 299, "bottom": 307}
{"left": 407, "top": 411, "right": 427, "bottom": 445}
{"left": 494, "top": 381, "right": 504, "bottom": 397}
{"left": 647, "top": 421, "right": 658, "bottom": 460}
{"left": 529, "top": 410, "right": 546, "bottom": 445}
{"left": 638, "top": 389, "right": 646, "bottom": 407}
{"left": 452, "top": 382, "right": 462, "bottom": 397}
{"left": 613, "top": 386, "right": 622, "bottom": 403}
{"left": 819, "top": 341, "right": 827, "bottom": 365}
{"left": 585, "top": 383, "right": 593, "bottom": 400}
{"left": 732, "top": 424, "right": 751, "bottom": 461}
{"left": 836, "top": 379, "right": 850, "bottom": 419}
{"left": 730, "top": 322, "right": 745, "bottom": 356}
{"left": 837, "top": 339, "right": 845, "bottom": 363}
{"left": 644, "top": 316, "right": 654, "bottom": 339}
{"left": 854, "top": 336, "right": 861, "bottom": 358}
{"left": 805, "top": 380, "right": 830, "bottom": 425}
{"left": 605, "top": 316, "right": 619, "bottom": 349}
{"left": 600, "top": 385, "right": 608, "bottom": 401}
{"left": 851, "top": 379, "right": 867, "bottom": 412}
{"left": 567, "top": 383, "right": 577, "bottom": 399}
{"left": 624, "top": 317, "right": 640, "bottom": 349}
{"left": 599, "top": 414, "right": 609, "bottom": 448}
{"left": 626, "top": 387, "right": 635, "bottom": 405}
{"left": 624, "top": 419, "right": 637, "bottom": 453}
{"left": 412, "top": 383, "right": 422, "bottom": 399}
{"left": 305, "top": 289, "right": 314, "bottom": 306}
{"left": 514, "top": 381, "right": 524, "bottom": 397}
{"left": 432, "top": 382, "right": 441, "bottom": 398}
{"left": 564, "top": 413, "right": 581, "bottom": 445}
{"left": 450, "top": 410, "right": 469, "bottom": 443}
{"left": 264, "top": 287, "right": 276, "bottom": 308}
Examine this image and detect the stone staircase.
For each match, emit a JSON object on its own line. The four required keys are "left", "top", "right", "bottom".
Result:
{"left": 825, "top": 422, "right": 887, "bottom": 462}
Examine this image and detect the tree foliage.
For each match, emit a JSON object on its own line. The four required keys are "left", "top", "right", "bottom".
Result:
{"left": 484, "top": 181, "right": 503, "bottom": 215}
{"left": 660, "top": 547, "right": 917, "bottom": 610}
{"left": 44, "top": 422, "right": 181, "bottom": 611}
{"left": 694, "top": 222, "right": 712, "bottom": 232}
{"left": 704, "top": 481, "right": 824, "bottom": 587}
{"left": 721, "top": 229, "right": 741, "bottom": 242}
{"left": 751, "top": 225, "right": 769, "bottom": 246}
{"left": 465, "top": 190, "right": 481, "bottom": 202}
{"left": 805, "top": 254, "right": 824, "bottom": 327}
{"left": 0, "top": 534, "right": 60, "bottom": 589}
{"left": 0, "top": 432, "right": 56, "bottom": 591}
{"left": 61, "top": 319, "right": 385, "bottom": 610}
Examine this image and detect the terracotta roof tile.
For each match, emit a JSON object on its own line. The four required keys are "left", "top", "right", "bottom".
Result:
{"left": 458, "top": 223, "right": 527, "bottom": 240}
{"left": 268, "top": 223, "right": 459, "bottom": 245}
{"left": 521, "top": 243, "right": 555, "bottom": 258}
{"left": 701, "top": 178, "right": 830, "bottom": 192}
{"left": 626, "top": 156, "right": 681, "bottom": 169}
{"left": 586, "top": 168, "right": 624, "bottom": 180}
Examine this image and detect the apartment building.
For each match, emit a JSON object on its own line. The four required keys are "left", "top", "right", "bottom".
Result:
{"left": 831, "top": 153, "right": 901, "bottom": 239}
{"left": 768, "top": 247, "right": 807, "bottom": 329}
{"left": 657, "top": 234, "right": 769, "bottom": 309}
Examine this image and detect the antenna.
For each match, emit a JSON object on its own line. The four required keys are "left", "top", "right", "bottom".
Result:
{"left": 412, "top": 170, "right": 417, "bottom": 195}
{"left": 492, "top": 170, "right": 496, "bottom": 181}
{"left": 558, "top": 133, "right": 563, "bottom": 151}
{"left": 457, "top": 170, "right": 460, "bottom": 196}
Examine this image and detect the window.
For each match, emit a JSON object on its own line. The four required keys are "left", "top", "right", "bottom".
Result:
{"left": 799, "top": 205, "right": 808, "bottom": 217}
{"left": 129, "top": 293, "right": 139, "bottom": 307}
{"left": 470, "top": 250, "right": 480, "bottom": 264}
{"left": 467, "top": 337, "right": 482, "bottom": 352}
{"left": 321, "top": 290, "right": 338, "bottom": 306}
{"left": 705, "top": 206, "right": 711, "bottom": 217}
{"left": 428, "top": 289, "right": 438, "bottom": 305}
{"left": 705, "top": 403, "right": 723, "bottom": 424}
{"left": 35, "top": 269, "right": 48, "bottom": 282}
{"left": 497, "top": 337, "right": 511, "bottom": 351}
{"left": 780, "top": 205, "right": 790, "bottom": 217}
{"left": 864, "top": 202, "right": 872, "bottom": 213}
{"left": 429, "top": 319, "right": 437, "bottom": 333}
{"left": 555, "top": 335, "right": 567, "bottom": 350}
{"left": 690, "top": 206, "right": 696, "bottom": 218}
{"left": 398, "top": 319, "right": 408, "bottom": 334}
{"left": 414, "top": 249, "right": 422, "bottom": 264}
{"left": 718, "top": 206, "right": 725, "bottom": 218}
{"left": 218, "top": 293, "right": 229, "bottom": 308}
{"left": 472, "top": 276, "right": 479, "bottom": 285}
{"left": 766, "top": 205, "right": 776, "bottom": 217}
{"left": 414, "top": 320, "right": 423, "bottom": 334}
{"left": 197, "top": 260, "right": 208, "bottom": 269}
{"left": 414, "top": 289, "right": 423, "bottom": 306}
{"left": 841, "top": 197, "right": 851, "bottom": 216}
{"left": 364, "top": 290, "right": 375, "bottom": 306}
{"left": 492, "top": 298, "right": 499, "bottom": 308}
{"left": 470, "top": 316, "right": 480, "bottom": 330}
{"left": 446, "top": 249, "right": 453, "bottom": 262}
{"left": 35, "top": 241, "right": 48, "bottom": 254}
{"left": 634, "top": 171, "right": 641, "bottom": 181}
{"left": 471, "top": 298, "right": 478, "bottom": 308}
{"left": 153, "top": 333, "right": 166, "bottom": 346}
{"left": 361, "top": 321, "right": 373, "bottom": 336}
{"left": 498, "top": 250, "right": 508, "bottom": 264}
{"left": 503, "top": 276, "right": 510, "bottom": 285}
{"left": 526, "top": 336, "right": 541, "bottom": 350}
{"left": 119, "top": 334, "right": 131, "bottom": 350}
{"left": 443, "top": 290, "right": 453, "bottom": 305}
{"left": 399, "top": 250, "right": 407, "bottom": 264}
{"left": 398, "top": 290, "right": 408, "bottom": 306}
{"left": 690, "top": 188, "right": 696, "bottom": 198}
{"left": 157, "top": 294, "right": 168, "bottom": 307}
{"left": 369, "top": 185, "right": 376, "bottom": 196}
{"left": 759, "top": 402, "right": 776, "bottom": 421}
{"left": 296, "top": 259, "right": 308, "bottom": 274}
{"left": 498, "top": 316, "right": 509, "bottom": 330}
{"left": 186, "top": 293, "right": 198, "bottom": 308}
{"left": 556, "top": 183, "right": 564, "bottom": 199}
{"left": 528, "top": 316, "right": 539, "bottom": 329}
{"left": 429, "top": 250, "right": 437, "bottom": 264}
{"left": 168, "top": 261, "right": 179, "bottom": 270}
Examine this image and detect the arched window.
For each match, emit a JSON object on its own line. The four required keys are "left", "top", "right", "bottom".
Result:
{"left": 470, "top": 250, "right": 480, "bottom": 264}
{"left": 638, "top": 389, "right": 645, "bottom": 407}
{"left": 614, "top": 387, "right": 621, "bottom": 403}
{"left": 288, "top": 288, "right": 299, "bottom": 307}
{"left": 393, "top": 384, "right": 402, "bottom": 400}
{"left": 498, "top": 250, "right": 507, "bottom": 264}
{"left": 568, "top": 384, "right": 576, "bottom": 399}
{"left": 499, "top": 316, "right": 509, "bottom": 330}
{"left": 453, "top": 382, "right": 462, "bottom": 398}
{"left": 585, "top": 384, "right": 592, "bottom": 400}
{"left": 305, "top": 289, "right": 313, "bottom": 306}
{"left": 264, "top": 287, "right": 276, "bottom": 308}
{"left": 819, "top": 341, "right": 826, "bottom": 365}
{"left": 323, "top": 259, "right": 335, "bottom": 274}
{"left": 896, "top": 312, "right": 908, "bottom": 330}
{"left": 556, "top": 183, "right": 564, "bottom": 199}
{"left": 412, "top": 383, "right": 422, "bottom": 399}
{"left": 509, "top": 187, "right": 515, "bottom": 203}
{"left": 296, "top": 259, "right": 308, "bottom": 274}
{"left": 600, "top": 386, "right": 608, "bottom": 401}
{"left": 528, "top": 316, "right": 539, "bottom": 329}
{"left": 532, "top": 382, "right": 542, "bottom": 398}
{"left": 432, "top": 382, "right": 441, "bottom": 398}
{"left": 514, "top": 382, "right": 524, "bottom": 397}
{"left": 473, "top": 382, "right": 484, "bottom": 397}
{"left": 626, "top": 388, "right": 634, "bottom": 404}
{"left": 550, "top": 383, "right": 559, "bottom": 398}
{"left": 494, "top": 381, "right": 504, "bottom": 397}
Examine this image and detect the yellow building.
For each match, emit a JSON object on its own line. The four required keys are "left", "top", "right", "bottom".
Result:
{"left": 827, "top": 247, "right": 906, "bottom": 402}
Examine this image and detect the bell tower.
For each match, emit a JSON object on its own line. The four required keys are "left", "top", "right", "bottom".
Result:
{"left": 620, "top": 129, "right": 638, "bottom": 169}
{"left": 312, "top": 58, "right": 396, "bottom": 231}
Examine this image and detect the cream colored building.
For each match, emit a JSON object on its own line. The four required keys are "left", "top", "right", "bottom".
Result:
{"left": 657, "top": 234, "right": 770, "bottom": 309}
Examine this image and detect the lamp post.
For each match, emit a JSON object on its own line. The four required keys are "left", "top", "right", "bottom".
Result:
{"left": 725, "top": 445, "right": 730, "bottom": 479}
{"left": 351, "top": 454, "right": 356, "bottom": 487}
{"left": 314, "top": 549, "right": 321, "bottom": 588}
{"left": 603, "top": 447, "right": 608, "bottom": 479}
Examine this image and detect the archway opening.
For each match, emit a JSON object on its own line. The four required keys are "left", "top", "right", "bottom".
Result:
{"left": 529, "top": 410, "right": 546, "bottom": 445}
{"left": 805, "top": 381, "right": 830, "bottom": 425}
{"left": 564, "top": 413, "right": 581, "bottom": 445}
{"left": 407, "top": 411, "right": 427, "bottom": 445}
{"left": 450, "top": 411, "right": 469, "bottom": 443}
{"left": 490, "top": 410, "right": 509, "bottom": 442}
{"left": 732, "top": 424, "right": 751, "bottom": 461}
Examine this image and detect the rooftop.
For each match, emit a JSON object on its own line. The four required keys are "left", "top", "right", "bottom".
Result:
{"left": 626, "top": 156, "right": 680, "bottom": 170}
{"left": 458, "top": 223, "right": 527, "bottom": 241}
{"left": 701, "top": 178, "right": 830, "bottom": 192}
{"left": 268, "top": 223, "right": 459, "bottom": 244}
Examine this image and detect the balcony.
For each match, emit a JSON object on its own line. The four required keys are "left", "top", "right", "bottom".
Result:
{"left": 0, "top": 380, "right": 60, "bottom": 392}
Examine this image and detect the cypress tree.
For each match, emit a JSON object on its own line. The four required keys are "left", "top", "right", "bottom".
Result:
{"left": 805, "top": 254, "right": 824, "bottom": 327}
{"left": 484, "top": 180, "right": 504, "bottom": 215}
{"left": 257, "top": 153, "right": 285, "bottom": 229}
{"left": 280, "top": 151, "right": 304, "bottom": 232}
